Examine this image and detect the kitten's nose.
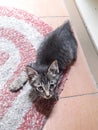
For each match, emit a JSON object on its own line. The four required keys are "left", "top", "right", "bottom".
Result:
{"left": 46, "top": 95, "right": 50, "bottom": 98}
{"left": 45, "top": 91, "right": 51, "bottom": 99}
{"left": 45, "top": 95, "right": 51, "bottom": 99}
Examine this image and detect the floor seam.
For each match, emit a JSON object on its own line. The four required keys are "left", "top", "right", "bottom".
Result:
{"left": 60, "top": 91, "right": 98, "bottom": 99}
{"left": 39, "top": 16, "right": 69, "bottom": 18}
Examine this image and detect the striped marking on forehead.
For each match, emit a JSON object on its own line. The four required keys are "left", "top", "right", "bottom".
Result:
{"left": 40, "top": 73, "right": 50, "bottom": 84}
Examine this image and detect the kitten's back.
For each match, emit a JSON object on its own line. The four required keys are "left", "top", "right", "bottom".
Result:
{"left": 36, "top": 21, "right": 77, "bottom": 72}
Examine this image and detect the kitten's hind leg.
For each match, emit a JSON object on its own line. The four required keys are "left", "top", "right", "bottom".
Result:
{"left": 9, "top": 70, "right": 28, "bottom": 92}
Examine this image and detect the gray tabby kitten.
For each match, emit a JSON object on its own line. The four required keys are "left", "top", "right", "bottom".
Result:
{"left": 10, "top": 21, "right": 77, "bottom": 101}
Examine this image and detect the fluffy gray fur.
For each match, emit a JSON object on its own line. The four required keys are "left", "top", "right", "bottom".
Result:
{"left": 10, "top": 21, "right": 77, "bottom": 101}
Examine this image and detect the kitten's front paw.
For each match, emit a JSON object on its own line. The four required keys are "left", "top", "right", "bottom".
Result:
{"left": 9, "top": 70, "right": 28, "bottom": 92}
{"left": 54, "top": 95, "right": 59, "bottom": 101}
{"left": 52, "top": 92, "right": 59, "bottom": 101}
{"left": 9, "top": 79, "right": 24, "bottom": 92}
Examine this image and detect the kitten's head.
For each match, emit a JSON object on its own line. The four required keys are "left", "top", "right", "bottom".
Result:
{"left": 26, "top": 60, "right": 61, "bottom": 99}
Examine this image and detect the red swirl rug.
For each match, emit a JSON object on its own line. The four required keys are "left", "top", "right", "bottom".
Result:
{"left": 0, "top": 7, "right": 67, "bottom": 130}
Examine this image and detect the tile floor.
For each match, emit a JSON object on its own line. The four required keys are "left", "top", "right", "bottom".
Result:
{"left": 0, "top": 0, "right": 98, "bottom": 130}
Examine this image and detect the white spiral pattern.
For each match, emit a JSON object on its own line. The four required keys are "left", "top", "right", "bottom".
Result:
{"left": 0, "top": 7, "right": 67, "bottom": 130}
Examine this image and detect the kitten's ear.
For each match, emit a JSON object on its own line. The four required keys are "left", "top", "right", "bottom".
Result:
{"left": 26, "top": 66, "right": 38, "bottom": 79}
{"left": 48, "top": 60, "right": 59, "bottom": 76}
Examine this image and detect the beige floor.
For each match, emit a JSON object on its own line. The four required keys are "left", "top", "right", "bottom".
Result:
{"left": 0, "top": 0, "right": 98, "bottom": 130}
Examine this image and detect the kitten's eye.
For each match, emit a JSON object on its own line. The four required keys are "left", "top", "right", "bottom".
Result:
{"left": 38, "top": 86, "right": 43, "bottom": 91}
{"left": 50, "top": 84, "right": 54, "bottom": 90}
